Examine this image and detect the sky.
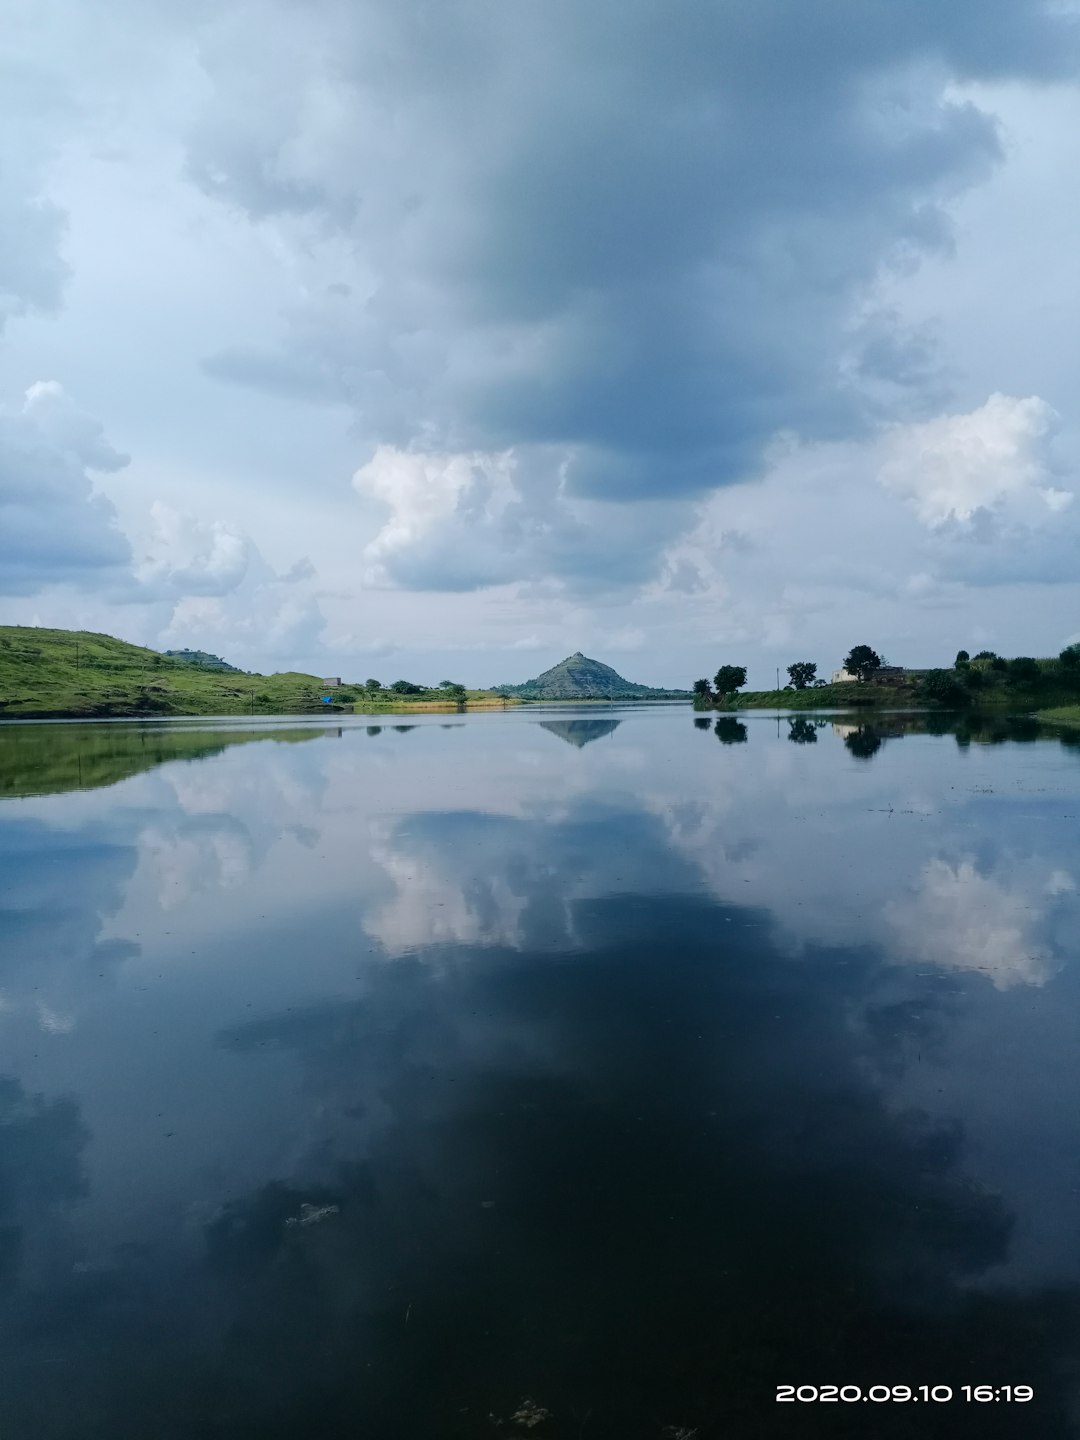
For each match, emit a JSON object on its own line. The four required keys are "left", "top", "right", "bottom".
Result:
{"left": 2, "top": 0, "right": 1080, "bottom": 689}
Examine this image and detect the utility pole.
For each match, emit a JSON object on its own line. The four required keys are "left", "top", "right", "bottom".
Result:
{"left": 776, "top": 666, "right": 779, "bottom": 693}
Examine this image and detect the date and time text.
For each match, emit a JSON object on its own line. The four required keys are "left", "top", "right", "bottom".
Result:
{"left": 777, "top": 1385, "right": 1033, "bottom": 1404}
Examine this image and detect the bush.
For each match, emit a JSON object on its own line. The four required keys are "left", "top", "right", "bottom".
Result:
{"left": 919, "top": 669, "right": 970, "bottom": 705}
{"left": 1007, "top": 657, "right": 1040, "bottom": 683}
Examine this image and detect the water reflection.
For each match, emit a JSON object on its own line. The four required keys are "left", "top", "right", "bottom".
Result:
{"left": 843, "top": 724, "right": 884, "bottom": 759}
{"left": 537, "top": 718, "right": 623, "bottom": 748}
{"left": 787, "top": 717, "right": 820, "bottom": 744}
{"left": 0, "top": 721, "right": 329, "bottom": 798}
{"left": 2, "top": 709, "right": 1080, "bottom": 1436}
{"left": 713, "top": 717, "right": 748, "bottom": 744}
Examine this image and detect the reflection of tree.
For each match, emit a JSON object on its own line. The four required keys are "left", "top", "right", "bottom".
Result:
{"left": 536, "top": 719, "right": 622, "bottom": 748}
{"left": 714, "top": 717, "right": 748, "bottom": 744}
{"left": 787, "top": 718, "right": 818, "bottom": 744}
{"left": 366, "top": 725, "right": 383, "bottom": 735}
{"left": 845, "top": 726, "right": 884, "bottom": 760}
{"left": 692, "top": 717, "right": 711, "bottom": 731}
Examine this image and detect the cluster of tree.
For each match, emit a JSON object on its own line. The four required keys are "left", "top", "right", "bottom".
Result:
{"left": 352, "top": 677, "right": 468, "bottom": 701}
{"left": 693, "top": 641, "right": 1080, "bottom": 706}
{"left": 692, "top": 645, "right": 886, "bottom": 700}
{"left": 955, "top": 646, "right": 1080, "bottom": 675}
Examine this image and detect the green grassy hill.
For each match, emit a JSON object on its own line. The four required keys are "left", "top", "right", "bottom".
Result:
{"left": 0, "top": 626, "right": 521, "bottom": 718}
{"left": 0, "top": 627, "right": 347, "bottom": 719}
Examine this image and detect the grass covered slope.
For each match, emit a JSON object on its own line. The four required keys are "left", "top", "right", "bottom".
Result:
{"left": 1038, "top": 705, "right": 1080, "bottom": 727}
{"left": 720, "top": 681, "right": 912, "bottom": 710}
{"left": 0, "top": 627, "right": 348, "bottom": 718}
{"left": 0, "top": 627, "right": 522, "bottom": 718}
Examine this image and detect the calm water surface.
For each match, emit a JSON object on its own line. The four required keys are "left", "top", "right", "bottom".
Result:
{"left": 2, "top": 706, "right": 1080, "bottom": 1438}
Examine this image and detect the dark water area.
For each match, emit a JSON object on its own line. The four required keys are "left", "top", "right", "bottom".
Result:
{"left": 2, "top": 706, "right": 1080, "bottom": 1438}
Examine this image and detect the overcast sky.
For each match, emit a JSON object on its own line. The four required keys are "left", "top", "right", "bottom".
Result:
{"left": 2, "top": 0, "right": 1080, "bottom": 688}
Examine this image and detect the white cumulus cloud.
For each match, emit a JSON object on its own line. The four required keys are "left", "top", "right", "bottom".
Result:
{"left": 879, "top": 392, "right": 1071, "bottom": 528}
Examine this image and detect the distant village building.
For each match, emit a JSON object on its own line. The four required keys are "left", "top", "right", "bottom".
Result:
{"left": 830, "top": 666, "right": 906, "bottom": 685}
{"left": 321, "top": 676, "right": 341, "bottom": 688}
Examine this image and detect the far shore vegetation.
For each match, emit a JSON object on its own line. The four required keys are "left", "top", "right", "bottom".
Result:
{"left": 4, "top": 626, "right": 1079, "bottom": 722}
{"left": 694, "top": 643, "right": 1080, "bottom": 714}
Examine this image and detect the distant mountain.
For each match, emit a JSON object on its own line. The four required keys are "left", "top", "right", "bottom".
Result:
{"left": 494, "top": 652, "right": 691, "bottom": 700}
{"left": 164, "top": 648, "right": 239, "bottom": 671}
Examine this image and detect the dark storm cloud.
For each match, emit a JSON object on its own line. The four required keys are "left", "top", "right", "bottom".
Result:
{"left": 190, "top": 0, "right": 1080, "bottom": 511}
{"left": 0, "top": 384, "right": 131, "bottom": 597}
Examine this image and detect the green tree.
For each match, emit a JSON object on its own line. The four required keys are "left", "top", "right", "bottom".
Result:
{"left": 955, "top": 649, "right": 970, "bottom": 666}
{"left": 1060, "top": 645, "right": 1080, "bottom": 670}
{"left": 973, "top": 650, "right": 997, "bottom": 661}
{"left": 713, "top": 665, "right": 747, "bottom": 695}
{"left": 692, "top": 678, "right": 712, "bottom": 699}
{"left": 920, "top": 669, "right": 970, "bottom": 705}
{"left": 366, "top": 678, "right": 382, "bottom": 692}
{"left": 842, "top": 645, "right": 882, "bottom": 682}
{"left": 786, "top": 661, "right": 817, "bottom": 690}
{"left": 390, "top": 679, "right": 423, "bottom": 694}
{"left": 1007, "top": 657, "right": 1040, "bottom": 684}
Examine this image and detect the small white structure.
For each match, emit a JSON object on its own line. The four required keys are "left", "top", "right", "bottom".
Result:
{"left": 831, "top": 665, "right": 906, "bottom": 685}
{"left": 321, "top": 676, "right": 342, "bottom": 688}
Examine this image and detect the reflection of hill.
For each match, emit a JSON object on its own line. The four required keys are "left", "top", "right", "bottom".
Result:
{"left": 536, "top": 718, "right": 622, "bottom": 748}
{"left": 0, "top": 723, "right": 329, "bottom": 799}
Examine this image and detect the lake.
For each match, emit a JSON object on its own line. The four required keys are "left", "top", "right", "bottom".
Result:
{"left": 2, "top": 705, "right": 1080, "bottom": 1438}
